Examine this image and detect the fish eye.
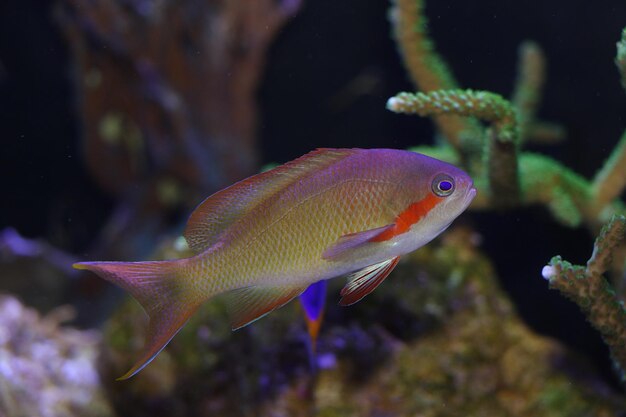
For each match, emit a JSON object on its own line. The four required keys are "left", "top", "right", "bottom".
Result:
{"left": 432, "top": 174, "right": 455, "bottom": 197}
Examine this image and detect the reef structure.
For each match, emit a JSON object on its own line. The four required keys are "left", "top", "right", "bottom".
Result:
{"left": 0, "top": 295, "right": 113, "bottom": 417}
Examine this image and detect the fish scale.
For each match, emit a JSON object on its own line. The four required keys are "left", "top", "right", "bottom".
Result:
{"left": 74, "top": 148, "right": 475, "bottom": 379}
{"left": 217, "top": 178, "right": 392, "bottom": 286}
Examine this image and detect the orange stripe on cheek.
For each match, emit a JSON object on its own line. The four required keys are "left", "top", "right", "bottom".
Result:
{"left": 370, "top": 193, "right": 442, "bottom": 242}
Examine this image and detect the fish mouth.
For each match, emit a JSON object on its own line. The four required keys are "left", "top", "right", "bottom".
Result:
{"left": 462, "top": 187, "right": 477, "bottom": 209}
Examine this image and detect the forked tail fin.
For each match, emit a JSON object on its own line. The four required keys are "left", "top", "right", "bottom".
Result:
{"left": 73, "top": 259, "right": 201, "bottom": 380}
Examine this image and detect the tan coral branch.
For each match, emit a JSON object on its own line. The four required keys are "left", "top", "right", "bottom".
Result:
{"left": 542, "top": 215, "right": 626, "bottom": 381}
{"left": 388, "top": 0, "right": 480, "bottom": 151}
{"left": 592, "top": 131, "right": 626, "bottom": 213}
{"left": 512, "top": 41, "right": 546, "bottom": 144}
{"left": 388, "top": 90, "right": 518, "bottom": 142}
{"left": 616, "top": 28, "right": 626, "bottom": 91}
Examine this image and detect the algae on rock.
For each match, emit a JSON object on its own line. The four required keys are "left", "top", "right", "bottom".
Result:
{"left": 0, "top": 295, "right": 113, "bottom": 417}
{"left": 101, "top": 227, "right": 624, "bottom": 416}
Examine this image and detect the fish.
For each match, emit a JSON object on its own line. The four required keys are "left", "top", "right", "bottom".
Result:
{"left": 74, "top": 148, "right": 476, "bottom": 379}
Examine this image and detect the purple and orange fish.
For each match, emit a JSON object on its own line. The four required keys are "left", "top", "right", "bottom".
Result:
{"left": 74, "top": 148, "right": 476, "bottom": 379}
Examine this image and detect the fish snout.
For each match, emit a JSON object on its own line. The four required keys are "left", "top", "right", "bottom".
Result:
{"left": 462, "top": 185, "right": 477, "bottom": 210}
{"left": 455, "top": 175, "right": 476, "bottom": 208}
{"left": 466, "top": 186, "right": 477, "bottom": 202}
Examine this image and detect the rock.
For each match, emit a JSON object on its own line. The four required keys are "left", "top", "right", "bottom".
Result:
{"left": 100, "top": 226, "right": 624, "bottom": 416}
{"left": 0, "top": 294, "right": 113, "bottom": 417}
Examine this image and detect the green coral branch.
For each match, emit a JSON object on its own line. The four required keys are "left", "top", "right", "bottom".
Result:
{"left": 542, "top": 215, "right": 626, "bottom": 381}
{"left": 586, "top": 31, "right": 626, "bottom": 213}
{"left": 392, "top": 0, "right": 626, "bottom": 392}
{"left": 388, "top": 0, "right": 480, "bottom": 152}
{"left": 485, "top": 130, "right": 520, "bottom": 207}
{"left": 592, "top": 130, "right": 626, "bottom": 211}
{"left": 588, "top": 215, "right": 626, "bottom": 276}
{"left": 616, "top": 28, "right": 626, "bottom": 91}
{"left": 511, "top": 41, "right": 546, "bottom": 144}
{"left": 411, "top": 146, "right": 624, "bottom": 230}
{"left": 510, "top": 41, "right": 565, "bottom": 146}
{"left": 518, "top": 153, "right": 592, "bottom": 227}
{"left": 387, "top": 90, "right": 518, "bottom": 142}
{"left": 389, "top": 31, "right": 626, "bottom": 225}
{"left": 525, "top": 121, "right": 566, "bottom": 145}
{"left": 389, "top": 90, "right": 520, "bottom": 206}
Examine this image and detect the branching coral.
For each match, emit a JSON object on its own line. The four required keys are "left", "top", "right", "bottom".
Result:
{"left": 542, "top": 215, "right": 626, "bottom": 381}
{"left": 592, "top": 131, "right": 626, "bottom": 211}
{"left": 388, "top": 0, "right": 481, "bottom": 154}
{"left": 591, "top": 31, "right": 626, "bottom": 216}
{"left": 389, "top": 0, "right": 626, "bottom": 230}
{"left": 511, "top": 41, "right": 551, "bottom": 145}
{"left": 387, "top": 90, "right": 518, "bottom": 142}
{"left": 388, "top": 90, "right": 520, "bottom": 206}
{"left": 389, "top": 0, "right": 626, "bottom": 386}
{"left": 616, "top": 28, "right": 626, "bottom": 90}
{"left": 510, "top": 42, "right": 565, "bottom": 146}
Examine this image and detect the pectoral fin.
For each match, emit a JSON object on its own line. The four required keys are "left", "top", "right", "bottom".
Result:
{"left": 322, "top": 224, "right": 395, "bottom": 261}
{"left": 224, "top": 285, "right": 307, "bottom": 330}
{"left": 339, "top": 256, "right": 400, "bottom": 306}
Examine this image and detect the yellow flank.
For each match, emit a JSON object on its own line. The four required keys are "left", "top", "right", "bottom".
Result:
{"left": 188, "top": 177, "right": 395, "bottom": 295}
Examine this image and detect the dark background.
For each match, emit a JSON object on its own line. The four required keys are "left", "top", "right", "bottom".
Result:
{"left": 1, "top": 0, "right": 626, "bottom": 385}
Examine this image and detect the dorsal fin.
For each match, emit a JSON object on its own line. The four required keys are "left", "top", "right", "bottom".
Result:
{"left": 184, "top": 148, "right": 359, "bottom": 252}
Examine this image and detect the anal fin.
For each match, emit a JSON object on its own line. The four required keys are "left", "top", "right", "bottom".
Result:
{"left": 339, "top": 256, "right": 400, "bottom": 306}
{"left": 225, "top": 285, "right": 307, "bottom": 330}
